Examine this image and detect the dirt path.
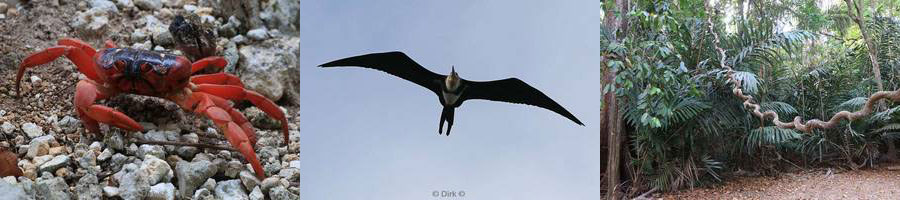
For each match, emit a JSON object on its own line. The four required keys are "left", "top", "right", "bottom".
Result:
{"left": 658, "top": 167, "right": 900, "bottom": 199}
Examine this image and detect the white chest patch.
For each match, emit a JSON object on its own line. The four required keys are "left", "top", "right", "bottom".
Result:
{"left": 442, "top": 91, "right": 460, "bottom": 105}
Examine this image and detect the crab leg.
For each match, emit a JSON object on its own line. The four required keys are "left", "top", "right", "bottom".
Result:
{"left": 194, "top": 84, "right": 290, "bottom": 144}
{"left": 190, "top": 56, "right": 227, "bottom": 74}
{"left": 207, "top": 94, "right": 259, "bottom": 145}
{"left": 17, "top": 45, "right": 102, "bottom": 94}
{"left": 176, "top": 92, "right": 266, "bottom": 179}
{"left": 191, "top": 73, "right": 245, "bottom": 88}
{"left": 75, "top": 80, "right": 143, "bottom": 133}
{"left": 57, "top": 38, "right": 99, "bottom": 58}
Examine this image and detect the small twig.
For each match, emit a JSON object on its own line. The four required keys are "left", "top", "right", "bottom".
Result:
{"left": 133, "top": 139, "right": 235, "bottom": 151}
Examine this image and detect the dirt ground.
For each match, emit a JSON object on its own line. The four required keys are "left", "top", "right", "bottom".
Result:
{"left": 658, "top": 166, "right": 900, "bottom": 200}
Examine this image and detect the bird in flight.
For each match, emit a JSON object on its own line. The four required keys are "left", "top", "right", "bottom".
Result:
{"left": 320, "top": 51, "right": 583, "bottom": 135}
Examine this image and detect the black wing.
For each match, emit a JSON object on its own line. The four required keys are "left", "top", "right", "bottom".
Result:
{"left": 461, "top": 78, "right": 583, "bottom": 125}
{"left": 319, "top": 51, "right": 446, "bottom": 94}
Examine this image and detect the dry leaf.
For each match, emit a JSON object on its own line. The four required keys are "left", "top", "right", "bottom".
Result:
{"left": 0, "top": 150, "right": 23, "bottom": 177}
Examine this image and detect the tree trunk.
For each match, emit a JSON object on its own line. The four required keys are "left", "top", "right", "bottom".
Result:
{"left": 603, "top": 0, "right": 628, "bottom": 199}
{"left": 844, "top": 0, "right": 897, "bottom": 161}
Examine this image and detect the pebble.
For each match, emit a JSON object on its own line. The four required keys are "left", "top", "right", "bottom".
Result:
{"left": 135, "top": 0, "right": 162, "bottom": 10}
{"left": 109, "top": 153, "right": 128, "bottom": 173}
{"left": 278, "top": 168, "right": 299, "bottom": 182}
{"left": 77, "top": 149, "right": 97, "bottom": 169}
{"left": 131, "top": 30, "right": 148, "bottom": 42}
{"left": 0, "top": 181, "right": 27, "bottom": 200}
{"left": 238, "top": 37, "right": 300, "bottom": 102}
{"left": 89, "top": 0, "right": 119, "bottom": 13}
{"left": 148, "top": 183, "right": 176, "bottom": 200}
{"left": 89, "top": 142, "right": 103, "bottom": 153}
{"left": 269, "top": 186, "right": 298, "bottom": 200}
{"left": 138, "top": 144, "right": 166, "bottom": 160}
{"left": 33, "top": 155, "right": 53, "bottom": 167}
{"left": 97, "top": 148, "right": 113, "bottom": 162}
{"left": 75, "top": 174, "right": 102, "bottom": 200}
{"left": 288, "top": 160, "right": 300, "bottom": 169}
{"left": 201, "top": 178, "right": 216, "bottom": 191}
{"left": 183, "top": 4, "right": 197, "bottom": 12}
{"left": 26, "top": 135, "right": 54, "bottom": 158}
{"left": 105, "top": 132, "right": 126, "bottom": 151}
{"left": 56, "top": 116, "right": 80, "bottom": 133}
{"left": 239, "top": 170, "right": 259, "bottom": 191}
{"left": 260, "top": 177, "right": 280, "bottom": 194}
{"left": 263, "top": 161, "right": 282, "bottom": 176}
{"left": 103, "top": 186, "right": 120, "bottom": 197}
{"left": 214, "top": 179, "right": 249, "bottom": 200}
{"left": 22, "top": 123, "right": 44, "bottom": 138}
{"left": 139, "top": 155, "right": 173, "bottom": 185}
{"left": 6, "top": 8, "right": 17, "bottom": 17}
{"left": 249, "top": 186, "right": 264, "bottom": 200}
{"left": 2, "top": 176, "right": 15, "bottom": 184}
{"left": 29, "top": 75, "right": 41, "bottom": 83}
{"left": 246, "top": 28, "right": 269, "bottom": 41}
{"left": 116, "top": 0, "right": 134, "bottom": 9}
{"left": 119, "top": 163, "right": 151, "bottom": 200}
{"left": 223, "top": 160, "right": 244, "bottom": 178}
{"left": 175, "top": 159, "right": 218, "bottom": 199}
{"left": 192, "top": 188, "right": 214, "bottom": 200}
{"left": 38, "top": 155, "right": 69, "bottom": 174}
{"left": 34, "top": 176, "right": 70, "bottom": 200}
{"left": 232, "top": 35, "right": 248, "bottom": 45}
{"left": 54, "top": 167, "right": 69, "bottom": 177}
{"left": 48, "top": 146, "right": 66, "bottom": 156}
{"left": 70, "top": 8, "right": 109, "bottom": 36}
{"left": 0, "top": 122, "right": 12, "bottom": 134}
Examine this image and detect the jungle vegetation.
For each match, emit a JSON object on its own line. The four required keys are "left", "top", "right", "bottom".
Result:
{"left": 600, "top": 0, "right": 900, "bottom": 198}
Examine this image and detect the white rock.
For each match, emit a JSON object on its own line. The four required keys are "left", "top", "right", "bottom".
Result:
{"left": 116, "top": 0, "right": 134, "bottom": 9}
{"left": 103, "top": 186, "right": 120, "bottom": 197}
{"left": 239, "top": 170, "right": 259, "bottom": 191}
{"left": 26, "top": 135, "right": 54, "bottom": 158}
{"left": 214, "top": 180, "right": 249, "bottom": 200}
{"left": 97, "top": 148, "right": 113, "bottom": 162}
{"left": 246, "top": 28, "right": 269, "bottom": 41}
{"left": 1, "top": 122, "right": 15, "bottom": 134}
{"left": 139, "top": 155, "right": 172, "bottom": 185}
{"left": 22, "top": 123, "right": 43, "bottom": 138}
{"left": 38, "top": 155, "right": 69, "bottom": 174}
{"left": 176, "top": 160, "right": 219, "bottom": 199}
{"left": 288, "top": 160, "right": 300, "bottom": 169}
{"left": 148, "top": 183, "right": 175, "bottom": 200}
{"left": 134, "top": 0, "right": 162, "bottom": 10}
{"left": 29, "top": 75, "right": 41, "bottom": 83}
{"left": 89, "top": 0, "right": 118, "bottom": 13}
{"left": 238, "top": 37, "right": 299, "bottom": 102}
{"left": 32, "top": 155, "right": 53, "bottom": 167}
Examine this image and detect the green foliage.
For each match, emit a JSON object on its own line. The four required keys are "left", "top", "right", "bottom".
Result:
{"left": 603, "top": 0, "right": 900, "bottom": 195}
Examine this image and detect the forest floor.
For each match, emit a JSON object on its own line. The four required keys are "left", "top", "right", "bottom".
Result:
{"left": 657, "top": 165, "right": 900, "bottom": 199}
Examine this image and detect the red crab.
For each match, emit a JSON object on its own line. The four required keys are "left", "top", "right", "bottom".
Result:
{"left": 16, "top": 38, "right": 288, "bottom": 179}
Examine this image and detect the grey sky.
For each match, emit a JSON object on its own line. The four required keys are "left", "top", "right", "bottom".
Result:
{"left": 300, "top": 1, "right": 601, "bottom": 199}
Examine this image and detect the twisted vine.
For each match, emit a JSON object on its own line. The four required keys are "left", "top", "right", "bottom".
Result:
{"left": 705, "top": 9, "right": 900, "bottom": 133}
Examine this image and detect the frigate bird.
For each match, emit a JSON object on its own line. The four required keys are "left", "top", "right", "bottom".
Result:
{"left": 320, "top": 51, "right": 583, "bottom": 135}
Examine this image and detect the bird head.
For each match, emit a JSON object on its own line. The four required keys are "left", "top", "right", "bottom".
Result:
{"left": 445, "top": 66, "right": 461, "bottom": 92}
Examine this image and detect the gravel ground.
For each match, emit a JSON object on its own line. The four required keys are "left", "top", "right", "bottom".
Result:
{"left": 657, "top": 167, "right": 900, "bottom": 200}
{"left": 0, "top": 0, "right": 300, "bottom": 199}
